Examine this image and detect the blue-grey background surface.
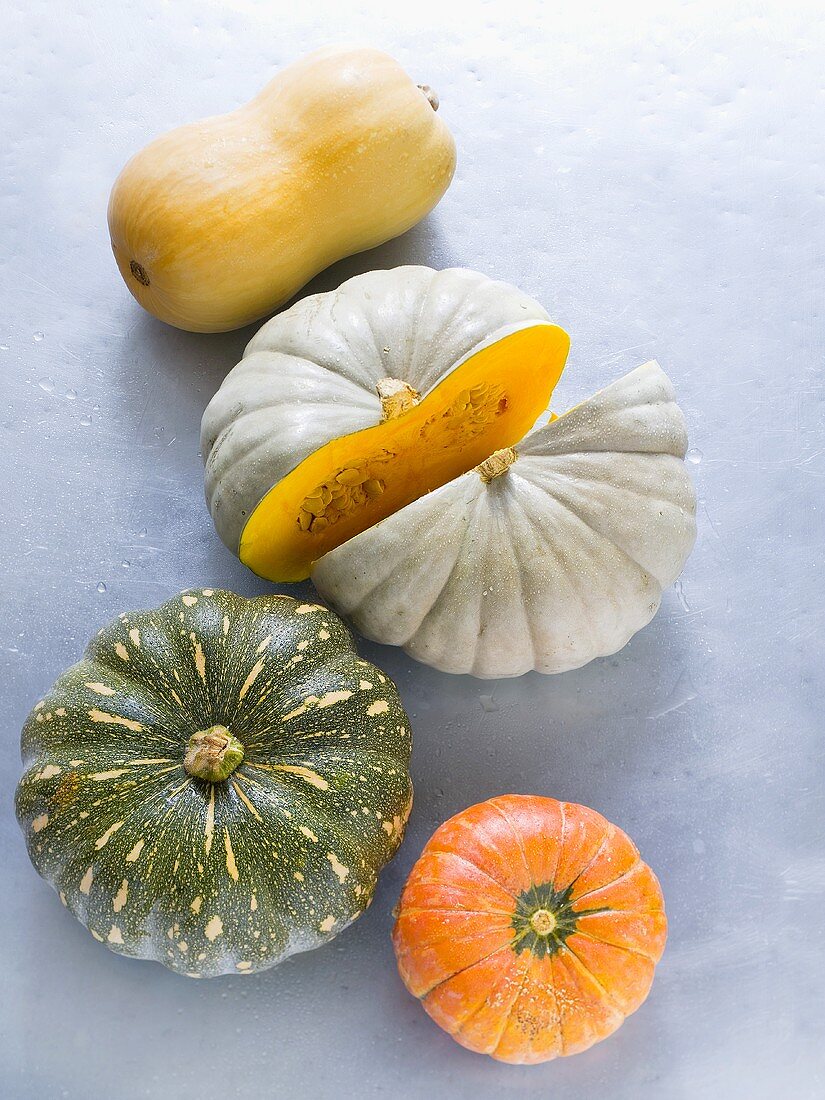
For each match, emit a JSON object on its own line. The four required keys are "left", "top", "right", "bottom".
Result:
{"left": 2, "top": 1, "right": 823, "bottom": 1097}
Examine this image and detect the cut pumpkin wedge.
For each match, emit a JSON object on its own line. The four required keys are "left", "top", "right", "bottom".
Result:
{"left": 240, "top": 322, "right": 570, "bottom": 581}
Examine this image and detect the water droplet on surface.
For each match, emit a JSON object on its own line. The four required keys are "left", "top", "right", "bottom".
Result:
{"left": 80, "top": 415, "right": 92, "bottom": 426}
{"left": 687, "top": 447, "right": 703, "bottom": 464}
{"left": 479, "top": 694, "right": 499, "bottom": 713}
{"left": 96, "top": 581, "right": 107, "bottom": 594}
{"left": 38, "top": 377, "right": 55, "bottom": 393}
{"left": 33, "top": 331, "right": 45, "bottom": 342}
{"left": 0, "top": 344, "right": 9, "bottom": 352}
{"left": 138, "top": 528, "right": 147, "bottom": 539}
{"left": 65, "top": 388, "right": 77, "bottom": 401}
{"left": 121, "top": 560, "right": 130, "bottom": 569}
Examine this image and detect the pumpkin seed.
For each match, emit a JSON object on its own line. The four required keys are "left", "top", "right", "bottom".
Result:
{"left": 336, "top": 468, "right": 364, "bottom": 486}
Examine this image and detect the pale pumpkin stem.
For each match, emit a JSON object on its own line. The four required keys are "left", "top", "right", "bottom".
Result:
{"left": 475, "top": 447, "right": 517, "bottom": 483}
{"left": 376, "top": 378, "right": 420, "bottom": 422}
{"left": 417, "top": 84, "right": 439, "bottom": 111}
{"left": 184, "top": 726, "right": 244, "bottom": 782}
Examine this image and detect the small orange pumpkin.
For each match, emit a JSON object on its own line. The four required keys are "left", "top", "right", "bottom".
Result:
{"left": 392, "top": 795, "right": 666, "bottom": 1064}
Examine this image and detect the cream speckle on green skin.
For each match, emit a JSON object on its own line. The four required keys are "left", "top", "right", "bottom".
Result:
{"left": 300, "top": 826, "right": 319, "bottom": 843}
{"left": 316, "top": 690, "right": 353, "bottom": 709}
{"left": 115, "top": 643, "right": 129, "bottom": 662}
{"left": 280, "top": 701, "right": 311, "bottom": 722}
{"left": 94, "top": 821, "right": 123, "bottom": 849}
{"left": 125, "top": 839, "right": 145, "bottom": 863}
{"left": 204, "top": 916, "right": 223, "bottom": 942}
{"left": 191, "top": 635, "right": 207, "bottom": 682}
{"left": 238, "top": 659, "right": 265, "bottom": 700}
{"left": 181, "top": 595, "right": 198, "bottom": 607}
{"left": 326, "top": 852, "right": 349, "bottom": 883}
{"left": 113, "top": 879, "right": 129, "bottom": 912}
{"left": 250, "top": 763, "right": 328, "bottom": 791}
{"left": 129, "top": 628, "right": 141, "bottom": 647}
{"left": 35, "top": 764, "right": 61, "bottom": 781}
{"left": 224, "top": 830, "right": 239, "bottom": 882}
{"left": 86, "top": 682, "right": 116, "bottom": 696}
{"left": 204, "top": 787, "right": 216, "bottom": 856}
{"left": 88, "top": 709, "right": 144, "bottom": 733}
{"left": 231, "top": 779, "right": 263, "bottom": 821}
{"left": 367, "top": 700, "right": 389, "bottom": 716}
{"left": 79, "top": 867, "right": 94, "bottom": 894}
{"left": 319, "top": 915, "right": 336, "bottom": 933}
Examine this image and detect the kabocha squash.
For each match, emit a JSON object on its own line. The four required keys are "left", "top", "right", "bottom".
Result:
{"left": 15, "top": 590, "right": 413, "bottom": 978}
{"left": 108, "top": 47, "right": 456, "bottom": 332}
{"left": 313, "top": 361, "right": 697, "bottom": 677}
{"left": 201, "top": 266, "right": 570, "bottom": 581}
{"left": 393, "top": 795, "right": 667, "bottom": 1064}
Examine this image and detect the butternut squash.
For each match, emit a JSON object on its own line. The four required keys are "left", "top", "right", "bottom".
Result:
{"left": 107, "top": 46, "right": 456, "bottom": 332}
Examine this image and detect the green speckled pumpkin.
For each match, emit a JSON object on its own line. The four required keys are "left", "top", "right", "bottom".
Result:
{"left": 15, "top": 589, "right": 413, "bottom": 978}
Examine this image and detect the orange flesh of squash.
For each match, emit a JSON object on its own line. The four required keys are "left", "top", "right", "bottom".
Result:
{"left": 240, "top": 323, "right": 570, "bottom": 581}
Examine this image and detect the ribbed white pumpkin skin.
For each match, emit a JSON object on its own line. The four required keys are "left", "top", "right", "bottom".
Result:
{"left": 312, "top": 362, "right": 697, "bottom": 678}
{"left": 201, "top": 266, "right": 549, "bottom": 555}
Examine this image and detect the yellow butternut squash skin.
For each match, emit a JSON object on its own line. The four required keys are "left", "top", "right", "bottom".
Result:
{"left": 107, "top": 46, "right": 456, "bottom": 332}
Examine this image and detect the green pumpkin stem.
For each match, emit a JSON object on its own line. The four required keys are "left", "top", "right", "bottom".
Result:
{"left": 184, "top": 726, "right": 244, "bottom": 782}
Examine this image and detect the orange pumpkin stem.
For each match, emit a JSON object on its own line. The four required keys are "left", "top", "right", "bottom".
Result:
{"left": 529, "top": 908, "right": 556, "bottom": 936}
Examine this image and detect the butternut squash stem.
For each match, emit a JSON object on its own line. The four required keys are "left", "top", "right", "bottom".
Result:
{"left": 417, "top": 84, "right": 439, "bottom": 111}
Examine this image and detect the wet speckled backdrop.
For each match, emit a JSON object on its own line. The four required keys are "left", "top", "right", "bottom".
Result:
{"left": 2, "top": 1, "right": 823, "bottom": 1096}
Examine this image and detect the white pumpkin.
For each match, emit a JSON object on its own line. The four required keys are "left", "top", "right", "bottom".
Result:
{"left": 201, "top": 266, "right": 557, "bottom": 573}
{"left": 312, "top": 361, "right": 697, "bottom": 677}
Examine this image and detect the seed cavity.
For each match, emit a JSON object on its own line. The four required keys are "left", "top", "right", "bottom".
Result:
{"left": 294, "top": 382, "right": 507, "bottom": 537}
{"left": 420, "top": 381, "right": 507, "bottom": 443}
{"left": 297, "top": 461, "right": 387, "bottom": 536}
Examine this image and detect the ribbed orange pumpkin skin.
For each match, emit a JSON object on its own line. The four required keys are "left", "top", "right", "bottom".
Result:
{"left": 392, "top": 795, "right": 666, "bottom": 1064}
